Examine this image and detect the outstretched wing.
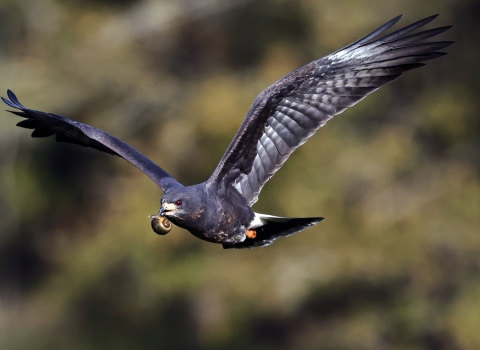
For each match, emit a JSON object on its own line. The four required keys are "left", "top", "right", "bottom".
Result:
{"left": 2, "top": 90, "right": 182, "bottom": 192}
{"left": 208, "top": 15, "right": 452, "bottom": 205}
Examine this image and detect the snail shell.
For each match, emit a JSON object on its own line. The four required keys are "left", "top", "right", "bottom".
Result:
{"left": 150, "top": 215, "right": 172, "bottom": 235}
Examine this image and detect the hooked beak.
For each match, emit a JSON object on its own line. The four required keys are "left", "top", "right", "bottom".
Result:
{"left": 159, "top": 203, "right": 177, "bottom": 217}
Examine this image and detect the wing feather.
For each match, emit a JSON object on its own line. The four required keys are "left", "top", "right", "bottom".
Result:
{"left": 210, "top": 15, "right": 452, "bottom": 205}
{"left": 2, "top": 90, "right": 182, "bottom": 192}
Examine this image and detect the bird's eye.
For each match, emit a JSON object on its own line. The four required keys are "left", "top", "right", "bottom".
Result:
{"left": 175, "top": 200, "right": 182, "bottom": 206}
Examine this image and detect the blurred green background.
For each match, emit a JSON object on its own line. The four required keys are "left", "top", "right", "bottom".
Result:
{"left": 0, "top": 0, "right": 478, "bottom": 349}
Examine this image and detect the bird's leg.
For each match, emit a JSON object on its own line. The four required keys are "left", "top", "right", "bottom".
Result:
{"left": 246, "top": 229, "right": 257, "bottom": 239}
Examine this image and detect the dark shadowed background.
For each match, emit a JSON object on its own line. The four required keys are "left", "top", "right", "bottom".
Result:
{"left": 0, "top": 0, "right": 478, "bottom": 349}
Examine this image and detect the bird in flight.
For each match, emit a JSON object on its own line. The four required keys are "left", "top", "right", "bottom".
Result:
{"left": 3, "top": 15, "right": 452, "bottom": 249}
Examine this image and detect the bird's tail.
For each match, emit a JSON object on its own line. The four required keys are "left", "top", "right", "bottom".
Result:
{"left": 223, "top": 213, "right": 324, "bottom": 249}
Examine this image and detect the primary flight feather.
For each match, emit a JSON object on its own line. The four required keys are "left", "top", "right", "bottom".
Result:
{"left": 3, "top": 15, "right": 452, "bottom": 248}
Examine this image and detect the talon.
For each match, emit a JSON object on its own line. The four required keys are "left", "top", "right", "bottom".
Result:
{"left": 246, "top": 229, "right": 257, "bottom": 239}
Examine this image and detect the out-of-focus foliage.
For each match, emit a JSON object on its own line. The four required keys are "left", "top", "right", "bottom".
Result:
{"left": 0, "top": 0, "right": 478, "bottom": 349}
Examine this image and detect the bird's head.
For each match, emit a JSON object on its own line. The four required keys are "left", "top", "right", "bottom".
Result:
{"left": 159, "top": 185, "right": 206, "bottom": 229}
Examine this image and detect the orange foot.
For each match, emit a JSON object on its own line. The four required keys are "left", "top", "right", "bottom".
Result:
{"left": 246, "top": 229, "right": 257, "bottom": 239}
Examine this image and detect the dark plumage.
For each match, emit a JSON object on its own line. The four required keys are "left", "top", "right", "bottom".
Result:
{"left": 2, "top": 15, "right": 452, "bottom": 249}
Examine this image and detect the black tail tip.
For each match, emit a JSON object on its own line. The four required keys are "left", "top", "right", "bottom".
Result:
{"left": 223, "top": 216, "right": 325, "bottom": 249}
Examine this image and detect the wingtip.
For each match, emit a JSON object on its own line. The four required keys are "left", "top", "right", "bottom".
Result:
{"left": 386, "top": 14, "right": 403, "bottom": 28}
{"left": 6, "top": 89, "right": 24, "bottom": 108}
{"left": 438, "top": 25, "right": 454, "bottom": 32}
{"left": 393, "top": 14, "right": 404, "bottom": 21}
{"left": 386, "top": 14, "right": 404, "bottom": 27}
{"left": 441, "top": 41, "right": 455, "bottom": 48}
{"left": 2, "top": 95, "right": 17, "bottom": 109}
{"left": 309, "top": 216, "right": 326, "bottom": 225}
{"left": 424, "top": 13, "right": 441, "bottom": 23}
{"left": 7, "top": 89, "right": 16, "bottom": 100}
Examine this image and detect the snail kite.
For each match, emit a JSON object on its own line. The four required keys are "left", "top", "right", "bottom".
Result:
{"left": 3, "top": 15, "right": 452, "bottom": 248}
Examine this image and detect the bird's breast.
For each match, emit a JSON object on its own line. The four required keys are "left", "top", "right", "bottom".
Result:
{"left": 189, "top": 195, "right": 253, "bottom": 244}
